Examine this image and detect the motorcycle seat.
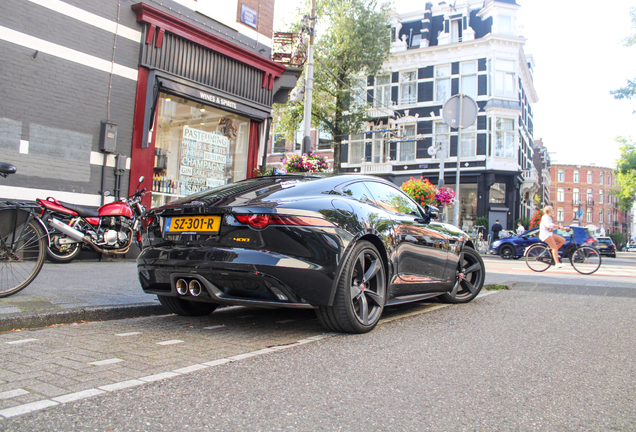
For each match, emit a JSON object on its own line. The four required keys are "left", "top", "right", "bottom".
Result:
{"left": 58, "top": 201, "right": 99, "bottom": 217}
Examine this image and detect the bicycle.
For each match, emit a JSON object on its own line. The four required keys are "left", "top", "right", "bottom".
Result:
{"left": 525, "top": 238, "right": 601, "bottom": 275}
{"left": 0, "top": 162, "right": 48, "bottom": 297}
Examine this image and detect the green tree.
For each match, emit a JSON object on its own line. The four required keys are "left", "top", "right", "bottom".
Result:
{"left": 611, "top": 7, "right": 636, "bottom": 103}
{"left": 276, "top": 0, "right": 392, "bottom": 173}
{"left": 614, "top": 136, "right": 636, "bottom": 210}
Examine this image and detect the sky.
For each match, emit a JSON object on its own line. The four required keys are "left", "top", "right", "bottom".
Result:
{"left": 273, "top": 0, "right": 636, "bottom": 169}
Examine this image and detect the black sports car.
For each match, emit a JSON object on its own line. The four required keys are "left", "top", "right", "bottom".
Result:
{"left": 138, "top": 174, "right": 485, "bottom": 334}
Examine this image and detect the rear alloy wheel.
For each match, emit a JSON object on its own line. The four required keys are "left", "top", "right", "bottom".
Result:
{"left": 46, "top": 232, "right": 82, "bottom": 263}
{"left": 157, "top": 295, "right": 219, "bottom": 316}
{"left": 499, "top": 245, "right": 515, "bottom": 260}
{"left": 316, "top": 241, "right": 386, "bottom": 334}
{"left": 439, "top": 247, "right": 485, "bottom": 304}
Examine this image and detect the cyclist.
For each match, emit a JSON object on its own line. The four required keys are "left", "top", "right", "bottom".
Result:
{"left": 539, "top": 205, "right": 565, "bottom": 269}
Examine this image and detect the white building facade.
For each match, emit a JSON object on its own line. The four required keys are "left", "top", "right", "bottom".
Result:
{"left": 340, "top": 0, "right": 539, "bottom": 233}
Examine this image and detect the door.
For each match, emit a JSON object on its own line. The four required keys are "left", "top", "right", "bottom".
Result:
{"left": 488, "top": 209, "right": 508, "bottom": 240}
{"left": 364, "top": 181, "right": 449, "bottom": 295}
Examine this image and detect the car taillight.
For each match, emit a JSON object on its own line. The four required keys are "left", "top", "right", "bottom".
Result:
{"left": 140, "top": 215, "right": 155, "bottom": 229}
{"left": 235, "top": 214, "right": 333, "bottom": 229}
{"left": 585, "top": 238, "right": 596, "bottom": 244}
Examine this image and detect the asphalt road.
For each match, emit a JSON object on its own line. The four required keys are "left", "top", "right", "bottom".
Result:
{"left": 1, "top": 286, "right": 635, "bottom": 431}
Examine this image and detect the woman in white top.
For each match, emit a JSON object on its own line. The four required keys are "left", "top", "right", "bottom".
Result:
{"left": 539, "top": 206, "right": 565, "bottom": 269}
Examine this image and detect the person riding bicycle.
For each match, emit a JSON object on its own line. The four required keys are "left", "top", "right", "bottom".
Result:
{"left": 539, "top": 205, "right": 565, "bottom": 269}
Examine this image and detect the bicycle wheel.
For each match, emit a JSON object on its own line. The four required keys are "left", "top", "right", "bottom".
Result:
{"left": 570, "top": 246, "right": 601, "bottom": 275}
{"left": 0, "top": 215, "right": 47, "bottom": 297}
{"left": 525, "top": 243, "right": 552, "bottom": 272}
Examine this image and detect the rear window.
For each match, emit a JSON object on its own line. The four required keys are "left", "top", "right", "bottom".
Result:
{"left": 597, "top": 238, "right": 613, "bottom": 245}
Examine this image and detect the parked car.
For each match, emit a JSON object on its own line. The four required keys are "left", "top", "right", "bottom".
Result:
{"left": 489, "top": 226, "right": 597, "bottom": 259}
{"left": 626, "top": 243, "right": 636, "bottom": 252}
{"left": 138, "top": 174, "right": 485, "bottom": 334}
{"left": 595, "top": 236, "right": 616, "bottom": 258}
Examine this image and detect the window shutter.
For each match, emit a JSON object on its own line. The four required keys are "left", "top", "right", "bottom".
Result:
{"left": 341, "top": 144, "right": 348, "bottom": 163}
{"left": 392, "top": 72, "right": 399, "bottom": 83}
{"left": 367, "top": 89, "right": 374, "bottom": 104}
{"left": 419, "top": 81, "right": 434, "bottom": 101}
{"left": 389, "top": 142, "right": 397, "bottom": 161}
{"left": 367, "top": 75, "right": 374, "bottom": 86}
{"left": 391, "top": 86, "right": 398, "bottom": 103}
{"left": 450, "top": 135, "right": 458, "bottom": 157}
{"left": 451, "top": 78, "right": 459, "bottom": 96}
{"left": 477, "top": 134, "right": 487, "bottom": 155}
{"left": 418, "top": 66, "right": 434, "bottom": 79}
{"left": 417, "top": 138, "right": 431, "bottom": 159}
{"left": 478, "top": 75, "right": 487, "bottom": 95}
{"left": 478, "top": 58, "right": 487, "bottom": 71}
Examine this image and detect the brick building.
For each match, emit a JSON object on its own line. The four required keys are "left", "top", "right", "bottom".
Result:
{"left": 550, "top": 164, "right": 630, "bottom": 236}
{"left": 0, "top": 0, "right": 297, "bottom": 209}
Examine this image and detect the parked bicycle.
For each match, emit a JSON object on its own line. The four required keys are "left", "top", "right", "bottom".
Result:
{"left": 525, "top": 231, "right": 601, "bottom": 275}
{"left": 0, "top": 163, "right": 49, "bottom": 297}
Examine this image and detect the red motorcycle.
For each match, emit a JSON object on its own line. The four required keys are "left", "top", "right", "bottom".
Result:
{"left": 37, "top": 177, "right": 147, "bottom": 263}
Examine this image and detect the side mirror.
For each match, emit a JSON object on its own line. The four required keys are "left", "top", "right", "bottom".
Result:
{"left": 425, "top": 204, "right": 439, "bottom": 220}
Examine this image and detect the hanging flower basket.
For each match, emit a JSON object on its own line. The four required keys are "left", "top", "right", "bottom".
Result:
{"left": 282, "top": 153, "right": 329, "bottom": 173}
{"left": 400, "top": 177, "right": 437, "bottom": 207}
{"left": 435, "top": 186, "right": 456, "bottom": 207}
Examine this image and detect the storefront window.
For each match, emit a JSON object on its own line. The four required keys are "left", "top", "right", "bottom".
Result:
{"left": 151, "top": 93, "right": 250, "bottom": 207}
{"left": 442, "top": 184, "right": 477, "bottom": 231}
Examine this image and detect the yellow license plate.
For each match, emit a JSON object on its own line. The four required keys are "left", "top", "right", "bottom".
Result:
{"left": 165, "top": 216, "right": 221, "bottom": 234}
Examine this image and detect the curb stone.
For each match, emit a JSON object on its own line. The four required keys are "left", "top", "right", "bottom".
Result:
{"left": 0, "top": 303, "right": 168, "bottom": 332}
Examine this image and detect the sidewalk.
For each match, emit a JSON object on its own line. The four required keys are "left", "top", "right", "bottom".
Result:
{"left": 0, "top": 260, "right": 165, "bottom": 332}
{"left": 1, "top": 257, "right": 634, "bottom": 332}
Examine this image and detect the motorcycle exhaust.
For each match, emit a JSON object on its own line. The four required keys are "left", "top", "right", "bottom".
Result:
{"left": 46, "top": 217, "right": 133, "bottom": 255}
{"left": 189, "top": 279, "right": 202, "bottom": 296}
{"left": 176, "top": 279, "right": 189, "bottom": 295}
{"left": 46, "top": 217, "right": 90, "bottom": 243}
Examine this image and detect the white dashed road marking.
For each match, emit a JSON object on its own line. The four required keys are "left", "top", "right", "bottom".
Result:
{"left": 89, "top": 358, "right": 124, "bottom": 366}
{"left": 156, "top": 340, "right": 184, "bottom": 346}
{"left": 115, "top": 332, "right": 142, "bottom": 337}
{"left": 5, "top": 339, "right": 38, "bottom": 345}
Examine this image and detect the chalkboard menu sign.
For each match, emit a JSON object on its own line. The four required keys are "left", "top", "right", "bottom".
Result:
{"left": 179, "top": 126, "right": 229, "bottom": 194}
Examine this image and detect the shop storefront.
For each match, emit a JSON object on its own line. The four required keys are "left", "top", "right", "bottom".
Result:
{"left": 128, "top": 3, "right": 290, "bottom": 207}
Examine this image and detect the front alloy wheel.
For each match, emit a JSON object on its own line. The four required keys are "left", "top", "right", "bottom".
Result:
{"left": 439, "top": 247, "right": 485, "bottom": 303}
{"left": 316, "top": 241, "right": 386, "bottom": 334}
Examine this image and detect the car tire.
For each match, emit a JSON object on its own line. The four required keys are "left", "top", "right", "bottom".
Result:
{"left": 316, "top": 241, "right": 386, "bottom": 334}
{"left": 499, "top": 245, "right": 515, "bottom": 260}
{"left": 439, "top": 247, "right": 485, "bottom": 304}
{"left": 157, "top": 295, "right": 219, "bottom": 316}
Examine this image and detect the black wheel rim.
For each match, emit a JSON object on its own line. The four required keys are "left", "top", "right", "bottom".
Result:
{"left": 501, "top": 246, "right": 513, "bottom": 259}
{"left": 350, "top": 249, "right": 385, "bottom": 326}
{"left": 450, "top": 251, "right": 483, "bottom": 300}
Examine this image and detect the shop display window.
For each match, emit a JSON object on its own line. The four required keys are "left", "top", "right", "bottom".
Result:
{"left": 151, "top": 93, "right": 250, "bottom": 207}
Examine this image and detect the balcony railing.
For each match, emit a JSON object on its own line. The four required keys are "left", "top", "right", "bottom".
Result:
{"left": 572, "top": 199, "right": 581, "bottom": 206}
{"left": 586, "top": 199, "right": 594, "bottom": 207}
{"left": 367, "top": 104, "right": 396, "bottom": 118}
{"left": 360, "top": 161, "right": 392, "bottom": 174}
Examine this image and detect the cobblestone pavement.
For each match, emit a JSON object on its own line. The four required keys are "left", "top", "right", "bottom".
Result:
{"left": 0, "top": 295, "right": 464, "bottom": 419}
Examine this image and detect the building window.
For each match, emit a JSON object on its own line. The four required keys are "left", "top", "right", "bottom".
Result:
{"left": 318, "top": 130, "right": 332, "bottom": 150}
{"left": 608, "top": 172, "right": 612, "bottom": 185}
{"left": 586, "top": 208, "right": 592, "bottom": 223}
{"left": 557, "top": 187, "right": 564, "bottom": 202}
{"left": 435, "top": 122, "right": 450, "bottom": 157}
{"left": 573, "top": 188, "right": 580, "bottom": 205}
{"left": 498, "top": 15, "right": 512, "bottom": 35}
{"left": 153, "top": 92, "right": 249, "bottom": 203}
{"left": 349, "top": 133, "right": 365, "bottom": 164}
{"left": 450, "top": 18, "right": 463, "bottom": 43}
{"left": 436, "top": 65, "right": 451, "bottom": 102}
{"left": 587, "top": 189, "right": 593, "bottom": 205}
{"left": 587, "top": 170, "right": 593, "bottom": 184}
{"left": 375, "top": 75, "right": 391, "bottom": 108}
{"left": 460, "top": 124, "right": 476, "bottom": 158}
{"left": 573, "top": 170, "right": 580, "bottom": 183}
{"left": 558, "top": 169, "right": 564, "bottom": 182}
{"left": 599, "top": 210, "right": 603, "bottom": 223}
{"left": 495, "top": 59, "right": 515, "bottom": 98}
{"left": 599, "top": 190, "right": 604, "bottom": 204}
{"left": 400, "top": 71, "right": 417, "bottom": 105}
{"left": 600, "top": 172, "right": 604, "bottom": 185}
{"left": 608, "top": 210, "right": 612, "bottom": 223}
{"left": 557, "top": 207, "right": 564, "bottom": 222}
{"left": 372, "top": 127, "right": 385, "bottom": 163}
{"left": 351, "top": 77, "right": 367, "bottom": 108}
{"left": 489, "top": 183, "right": 506, "bottom": 204}
{"left": 461, "top": 61, "right": 477, "bottom": 99}
{"left": 494, "top": 118, "right": 515, "bottom": 158}
{"left": 399, "top": 124, "right": 416, "bottom": 162}
{"left": 272, "top": 133, "right": 285, "bottom": 153}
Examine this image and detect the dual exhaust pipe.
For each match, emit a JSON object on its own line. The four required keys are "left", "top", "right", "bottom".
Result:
{"left": 176, "top": 278, "right": 203, "bottom": 296}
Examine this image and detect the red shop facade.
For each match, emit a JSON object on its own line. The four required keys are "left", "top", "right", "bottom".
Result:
{"left": 128, "top": 3, "right": 287, "bottom": 208}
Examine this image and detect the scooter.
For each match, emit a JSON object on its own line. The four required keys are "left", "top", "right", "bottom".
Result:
{"left": 37, "top": 176, "right": 147, "bottom": 263}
